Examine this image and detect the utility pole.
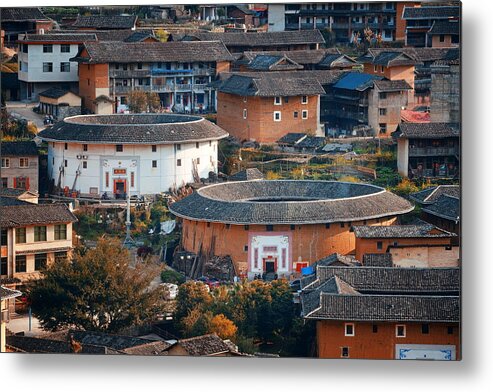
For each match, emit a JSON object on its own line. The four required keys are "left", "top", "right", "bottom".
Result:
{"left": 123, "top": 193, "right": 135, "bottom": 249}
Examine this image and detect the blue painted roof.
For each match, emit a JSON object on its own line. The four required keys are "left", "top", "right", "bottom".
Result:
{"left": 333, "top": 72, "right": 382, "bottom": 91}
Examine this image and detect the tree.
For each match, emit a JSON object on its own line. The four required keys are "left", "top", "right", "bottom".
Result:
{"left": 29, "top": 238, "right": 164, "bottom": 332}
{"left": 128, "top": 90, "right": 148, "bottom": 113}
{"left": 174, "top": 281, "right": 212, "bottom": 322}
{"left": 147, "top": 92, "right": 161, "bottom": 113}
{"left": 208, "top": 314, "right": 237, "bottom": 340}
{"left": 154, "top": 28, "right": 169, "bottom": 42}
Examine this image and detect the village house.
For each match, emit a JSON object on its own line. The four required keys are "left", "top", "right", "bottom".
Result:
{"left": 402, "top": 5, "right": 460, "bottom": 47}
{"left": 352, "top": 224, "right": 458, "bottom": 267}
{"left": 176, "top": 30, "right": 325, "bottom": 53}
{"left": 323, "top": 72, "right": 411, "bottom": 137}
{"left": 427, "top": 20, "right": 460, "bottom": 48}
{"left": 169, "top": 180, "right": 413, "bottom": 280}
{"left": 267, "top": 2, "right": 419, "bottom": 44}
{"left": 1, "top": 286, "right": 22, "bottom": 353}
{"left": 37, "top": 114, "right": 228, "bottom": 197}
{"left": 300, "top": 265, "right": 460, "bottom": 360}
{"left": 0, "top": 188, "right": 39, "bottom": 204}
{"left": 38, "top": 88, "right": 82, "bottom": 120}
{"left": 1, "top": 8, "right": 53, "bottom": 48}
{"left": 392, "top": 122, "right": 460, "bottom": 179}
{"left": 71, "top": 41, "right": 234, "bottom": 114}
{"left": 1, "top": 141, "right": 39, "bottom": 192}
{"left": 69, "top": 15, "right": 138, "bottom": 31}
{"left": 17, "top": 33, "right": 97, "bottom": 101}
{"left": 166, "top": 334, "right": 240, "bottom": 357}
{"left": 216, "top": 72, "right": 327, "bottom": 143}
{"left": 430, "top": 54, "right": 460, "bottom": 123}
{"left": 0, "top": 196, "right": 76, "bottom": 297}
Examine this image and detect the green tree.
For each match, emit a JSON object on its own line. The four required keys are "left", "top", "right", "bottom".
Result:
{"left": 128, "top": 90, "right": 148, "bottom": 113}
{"left": 174, "top": 281, "right": 212, "bottom": 323}
{"left": 29, "top": 238, "right": 164, "bottom": 332}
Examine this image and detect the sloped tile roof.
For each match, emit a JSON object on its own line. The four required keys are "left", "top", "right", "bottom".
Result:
{"left": 362, "top": 253, "right": 393, "bottom": 267}
{"left": 277, "top": 133, "right": 307, "bottom": 146}
{"left": 39, "top": 87, "right": 79, "bottom": 99}
{"left": 0, "top": 286, "right": 22, "bottom": 300}
{"left": 1, "top": 7, "right": 49, "bottom": 21}
{"left": 242, "top": 49, "right": 341, "bottom": 66}
{"left": 5, "top": 335, "right": 110, "bottom": 354}
{"left": 352, "top": 224, "right": 455, "bottom": 238}
{"left": 294, "top": 136, "right": 326, "bottom": 149}
{"left": 175, "top": 333, "right": 231, "bottom": 356}
{"left": 20, "top": 33, "right": 97, "bottom": 43}
{"left": 403, "top": 5, "right": 460, "bottom": 20}
{"left": 366, "top": 47, "right": 450, "bottom": 63}
{"left": 246, "top": 55, "right": 303, "bottom": 71}
{"left": 333, "top": 72, "right": 382, "bottom": 91}
{"left": 229, "top": 168, "right": 264, "bottom": 181}
{"left": 392, "top": 122, "right": 460, "bottom": 139}
{"left": 373, "top": 79, "right": 412, "bottom": 92}
{"left": 72, "top": 15, "right": 137, "bottom": 29}
{"left": 422, "top": 195, "right": 460, "bottom": 222}
{"left": 428, "top": 20, "right": 460, "bottom": 35}
{"left": 410, "top": 185, "right": 460, "bottom": 205}
{"left": 1, "top": 141, "right": 38, "bottom": 156}
{"left": 69, "top": 330, "right": 162, "bottom": 351}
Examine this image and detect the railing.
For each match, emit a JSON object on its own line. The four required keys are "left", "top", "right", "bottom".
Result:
{"left": 109, "top": 70, "right": 151, "bottom": 78}
{"left": 111, "top": 83, "right": 211, "bottom": 94}
{"left": 409, "top": 147, "right": 459, "bottom": 157}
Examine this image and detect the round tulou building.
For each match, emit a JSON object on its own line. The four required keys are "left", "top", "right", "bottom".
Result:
{"left": 38, "top": 114, "right": 228, "bottom": 197}
{"left": 169, "top": 180, "right": 414, "bottom": 279}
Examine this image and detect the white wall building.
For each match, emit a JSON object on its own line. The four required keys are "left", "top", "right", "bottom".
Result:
{"left": 17, "top": 33, "right": 97, "bottom": 100}
{"left": 38, "top": 114, "right": 229, "bottom": 197}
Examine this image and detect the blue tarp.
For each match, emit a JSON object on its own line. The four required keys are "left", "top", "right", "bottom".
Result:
{"left": 333, "top": 72, "right": 382, "bottom": 91}
{"left": 301, "top": 266, "right": 315, "bottom": 275}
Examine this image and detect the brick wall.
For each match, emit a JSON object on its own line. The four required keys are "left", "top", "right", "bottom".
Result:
{"left": 217, "top": 92, "right": 320, "bottom": 143}
{"left": 78, "top": 57, "right": 110, "bottom": 113}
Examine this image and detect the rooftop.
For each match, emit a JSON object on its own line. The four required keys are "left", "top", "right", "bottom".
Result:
{"left": 332, "top": 72, "right": 382, "bottom": 91}
{"left": 37, "top": 114, "right": 229, "bottom": 145}
{"left": 277, "top": 133, "right": 307, "bottom": 146}
{"left": 402, "top": 5, "right": 461, "bottom": 20}
{"left": 428, "top": 20, "right": 460, "bottom": 36}
{"left": 175, "top": 333, "right": 232, "bottom": 356}
{"left": 0, "top": 140, "right": 38, "bottom": 156}
{"left": 362, "top": 253, "right": 393, "bottom": 267}
{"left": 373, "top": 79, "right": 412, "bottom": 92}
{"left": 422, "top": 194, "right": 460, "bottom": 223}
{"left": 410, "top": 185, "right": 460, "bottom": 205}
{"left": 359, "top": 51, "right": 418, "bottom": 67}
{"left": 72, "top": 15, "right": 137, "bottom": 29}
{"left": 19, "top": 33, "right": 97, "bottom": 43}
{"left": 1, "top": 7, "right": 50, "bottom": 21}
{"left": 39, "top": 88, "right": 79, "bottom": 99}
{"left": 228, "top": 168, "right": 264, "bottom": 181}
{"left": 241, "top": 49, "right": 341, "bottom": 66}
{"left": 169, "top": 180, "right": 414, "bottom": 225}
{"left": 71, "top": 41, "right": 234, "bottom": 64}
{"left": 392, "top": 123, "right": 460, "bottom": 139}
{"left": 246, "top": 55, "right": 303, "bottom": 71}
{"left": 0, "top": 286, "right": 22, "bottom": 300}
{"left": 352, "top": 223, "right": 456, "bottom": 239}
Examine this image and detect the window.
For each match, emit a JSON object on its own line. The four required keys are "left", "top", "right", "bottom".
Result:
{"left": 1, "top": 257, "right": 7, "bottom": 275}
{"left": 379, "top": 108, "right": 387, "bottom": 116}
{"left": 294, "top": 111, "right": 298, "bottom": 118}
{"left": 22, "top": 44, "right": 28, "bottom": 53}
{"left": 152, "top": 160, "right": 158, "bottom": 168}
{"left": 60, "top": 44, "right": 70, "bottom": 53}
{"left": 266, "top": 225, "right": 274, "bottom": 232}
{"left": 196, "top": 158, "right": 200, "bottom": 165}
{"left": 152, "top": 145, "right": 157, "bottom": 152}
{"left": 120, "top": 96, "right": 127, "bottom": 105}
{"left": 1, "top": 230, "right": 7, "bottom": 246}
{"left": 1, "top": 158, "right": 9, "bottom": 168}
{"left": 439, "top": 34, "right": 445, "bottom": 42}
{"left": 340, "top": 222, "right": 345, "bottom": 228}
{"left": 176, "top": 144, "right": 181, "bottom": 151}
{"left": 302, "top": 110, "right": 308, "bottom": 119}
{"left": 396, "top": 324, "right": 406, "bottom": 337}
{"left": 345, "top": 323, "right": 355, "bottom": 336}
{"left": 43, "top": 44, "right": 53, "bottom": 53}
{"left": 19, "top": 158, "right": 29, "bottom": 168}
{"left": 60, "top": 62, "right": 71, "bottom": 72}
{"left": 15, "top": 228, "right": 26, "bottom": 244}
{"left": 244, "top": 245, "right": 248, "bottom": 252}
{"left": 64, "top": 160, "right": 68, "bottom": 168}
{"left": 116, "top": 145, "right": 123, "bottom": 152}
{"left": 131, "top": 172, "right": 135, "bottom": 188}
{"left": 15, "top": 255, "right": 27, "bottom": 273}
{"left": 243, "top": 96, "right": 247, "bottom": 103}
{"left": 421, "top": 324, "right": 429, "bottom": 334}
{"left": 372, "top": 324, "right": 378, "bottom": 333}
{"left": 447, "top": 326, "right": 454, "bottom": 335}
{"left": 374, "top": 65, "right": 378, "bottom": 72}
{"left": 65, "top": 143, "right": 68, "bottom": 150}
{"left": 35, "top": 253, "right": 47, "bottom": 270}
{"left": 274, "top": 96, "right": 282, "bottom": 105}
{"left": 54, "top": 224, "right": 67, "bottom": 240}
{"left": 284, "top": 97, "right": 289, "bottom": 103}
{"left": 380, "top": 66, "right": 385, "bottom": 73}
{"left": 243, "top": 109, "right": 247, "bottom": 119}
{"left": 377, "top": 241, "right": 383, "bottom": 250}
{"left": 177, "top": 159, "right": 182, "bottom": 166}
{"left": 83, "top": 144, "right": 88, "bottom": 151}
{"left": 301, "top": 96, "right": 308, "bottom": 104}
{"left": 15, "top": 177, "right": 28, "bottom": 189}
{"left": 82, "top": 161, "right": 87, "bottom": 169}
{"left": 244, "top": 225, "right": 249, "bottom": 231}
{"left": 34, "top": 226, "right": 47, "bottom": 242}
{"left": 341, "top": 347, "right": 349, "bottom": 358}
{"left": 1, "top": 178, "right": 7, "bottom": 188}
{"left": 225, "top": 224, "right": 230, "bottom": 229}
{"left": 379, "top": 123, "right": 387, "bottom": 134}
{"left": 196, "top": 142, "right": 200, "bottom": 149}
{"left": 55, "top": 251, "right": 68, "bottom": 262}
{"left": 42, "top": 62, "right": 53, "bottom": 72}
{"left": 137, "top": 63, "right": 143, "bottom": 70}
{"left": 274, "top": 111, "right": 281, "bottom": 122}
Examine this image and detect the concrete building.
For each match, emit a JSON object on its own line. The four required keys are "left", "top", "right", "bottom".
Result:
{"left": 392, "top": 123, "right": 460, "bottom": 179}
{"left": 17, "top": 33, "right": 97, "bottom": 101}
{"left": 38, "top": 88, "right": 82, "bottom": 120}
{"left": 427, "top": 20, "right": 460, "bottom": 48}
{"left": 37, "top": 114, "right": 228, "bottom": 197}
{"left": 300, "top": 265, "right": 460, "bottom": 360}
{"left": 1, "top": 286, "right": 22, "bottom": 353}
{"left": 1, "top": 141, "right": 39, "bottom": 192}
{"left": 71, "top": 41, "right": 234, "bottom": 114}
{"left": 169, "top": 180, "right": 413, "bottom": 279}
{"left": 430, "top": 55, "right": 460, "bottom": 123}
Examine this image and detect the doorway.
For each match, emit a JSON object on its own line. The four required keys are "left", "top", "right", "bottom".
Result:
{"left": 113, "top": 179, "right": 126, "bottom": 199}
{"left": 264, "top": 258, "right": 277, "bottom": 273}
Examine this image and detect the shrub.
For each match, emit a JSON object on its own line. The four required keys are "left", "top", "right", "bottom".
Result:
{"left": 160, "top": 269, "right": 186, "bottom": 285}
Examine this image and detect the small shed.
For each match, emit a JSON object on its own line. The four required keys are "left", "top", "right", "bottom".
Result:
{"left": 38, "top": 88, "right": 81, "bottom": 120}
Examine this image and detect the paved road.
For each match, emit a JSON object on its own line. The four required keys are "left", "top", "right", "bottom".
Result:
{"left": 6, "top": 101, "right": 46, "bottom": 132}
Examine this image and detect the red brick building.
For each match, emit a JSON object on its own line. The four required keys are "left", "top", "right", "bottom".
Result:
{"left": 301, "top": 265, "right": 460, "bottom": 360}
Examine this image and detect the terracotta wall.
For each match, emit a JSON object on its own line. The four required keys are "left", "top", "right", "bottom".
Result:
{"left": 431, "top": 35, "right": 458, "bottom": 48}
{"left": 181, "top": 217, "right": 396, "bottom": 275}
{"left": 78, "top": 59, "right": 110, "bottom": 113}
{"left": 389, "top": 245, "right": 460, "bottom": 268}
{"left": 217, "top": 92, "right": 319, "bottom": 143}
{"left": 216, "top": 61, "right": 231, "bottom": 75}
{"left": 355, "top": 236, "right": 452, "bottom": 262}
{"left": 316, "top": 320, "right": 460, "bottom": 359}
{"left": 395, "top": 2, "right": 421, "bottom": 42}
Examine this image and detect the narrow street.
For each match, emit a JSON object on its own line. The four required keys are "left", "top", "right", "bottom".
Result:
{"left": 5, "top": 101, "right": 47, "bottom": 132}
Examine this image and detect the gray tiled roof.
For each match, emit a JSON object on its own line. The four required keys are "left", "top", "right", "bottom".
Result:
{"left": 428, "top": 20, "right": 460, "bottom": 36}
{"left": 305, "top": 293, "right": 460, "bottom": 322}
{"left": 69, "top": 330, "right": 161, "bottom": 351}
{"left": 6, "top": 335, "right": 110, "bottom": 354}
{"left": 175, "top": 333, "right": 231, "bottom": 356}
{"left": 410, "top": 185, "right": 460, "bottom": 205}
{"left": 1, "top": 141, "right": 38, "bottom": 156}
{"left": 72, "top": 41, "right": 234, "bottom": 64}
{"left": 422, "top": 195, "right": 460, "bottom": 222}
{"left": 366, "top": 47, "right": 450, "bottom": 63}
{"left": 1, "top": 7, "right": 49, "bottom": 21}
{"left": 294, "top": 136, "right": 326, "bottom": 150}
{"left": 169, "top": 180, "right": 414, "bottom": 225}
{"left": 180, "top": 30, "right": 325, "bottom": 47}
{"left": 392, "top": 123, "right": 460, "bottom": 139}
{"left": 72, "top": 15, "right": 137, "bottom": 29}
{"left": 403, "top": 6, "right": 460, "bottom": 20}
{"left": 0, "top": 198, "right": 77, "bottom": 228}
{"left": 352, "top": 224, "right": 455, "bottom": 238}
{"left": 228, "top": 168, "right": 264, "bottom": 181}
{"left": 369, "top": 51, "right": 417, "bottom": 67}
{"left": 20, "top": 33, "right": 97, "bottom": 43}
{"left": 362, "top": 253, "right": 393, "bottom": 267}
{"left": 242, "top": 49, "right": 341, "bottom": 66}
{"left": 277, "top": 133, "right": 307, "bottom": 146}
{"left": 0, "top": 286, "right": 22, "bottom": 300}
{"left": 373, "top": 79, "right": 412, "bottom": 92}
{"left": 246, "top": 55, "right": 303, "bottom": 71}
{"left": 39, "top": 88, "right": 78, "bottom": 99}
{"left": 38, "top": 114, "right": 229, "bottom": 144}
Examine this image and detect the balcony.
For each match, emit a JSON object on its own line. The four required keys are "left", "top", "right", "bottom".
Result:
{"left": 408, "top": 147, "right": 459, "bottom": 157}
{"left": 109, "top": 70, "right": 151, "bottom": 78}
{"left": 111, "top": 83, "right": 211, "bottom": 95}
{"left": 150, "top": 68, "right": 214, "bottom": 77}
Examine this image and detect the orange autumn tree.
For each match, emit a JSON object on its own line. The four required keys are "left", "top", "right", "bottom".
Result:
{"left": 208, "top": 314, "right": 238, "bottom": 340}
